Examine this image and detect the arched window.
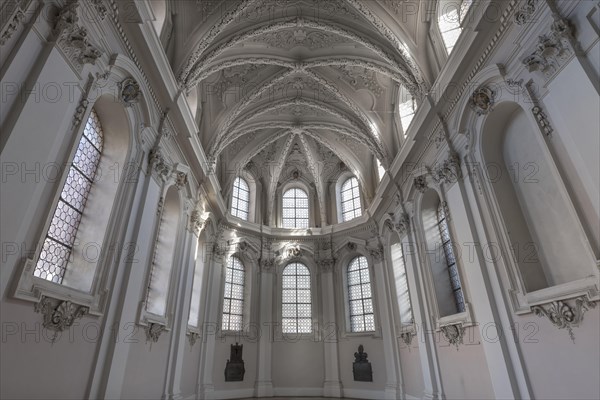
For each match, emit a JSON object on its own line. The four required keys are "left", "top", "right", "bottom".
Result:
{"left": 376, "top": 158, "right": 385, "bottom": 182}
{"left": 282, "top": 262, "right": 312, "bottom": 333}
{"left": 347, "top": 256, "right": 375, "bottom": 332}
{"left": 33, "top": 109, "right": 103, "bottom": 284}
{"left": 146, "top": 186, "right": 180, "bottom": 317}
{"left": 437, "top": 202, "right": 465, "bottom": 313}
{"left": 399, "top": 87, "right": 416, "bottom": 136}
{"left": 282, "top": 188, "right": 309, "bottom": 228}
{"left": 222, "top": 256, "right": 245, "bottom": 331}
{"left": 438, "top": 0, "right": 472, "bottom": 54}
{"left": 231, "top": 177, "right": 250, "bottom": 221}
{"left": 341, "top": 177, "right": 362, "bottom": 222}
{"left": 391, "top": 243, "right": 413, "bottom": 326}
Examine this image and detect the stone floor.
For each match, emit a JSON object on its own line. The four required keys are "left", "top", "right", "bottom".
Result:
{"left": 239, "top": 398, "right": 358, "bottom": 400}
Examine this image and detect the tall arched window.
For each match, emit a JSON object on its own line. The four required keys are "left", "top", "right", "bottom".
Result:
{"left": 282, "top": 188, "right": 309, "bottom": 228}
{"left": 231, "top": 177, "right": 250, "bottom": 221}
{"left": 437, "top": 202, "right": 465, "bottom": 313}
{"left": 399, "top": 88, "right": 417, "bottom": 136}
{"left": 391, "top": 243, "right": 413, "bottom": 326}
{"left": 341, "top": 177, "right": 362, "bottom": 222}
{"left": 282, "top": 262, "right": 312, "bottom": 333}
{"left": 438, "top": 0, "right": 472, "bottom": 54}
{"left": 347, "top": 256, "right": 375, "bottom": 332}
{"left": 222, "top": 255, "right": 245, "bottom": 331}
{"left": 33, "top": 109, "right": 103, "bottom": 284}
{"left": 146, "top": 186, "right": 180, "bottom": 317}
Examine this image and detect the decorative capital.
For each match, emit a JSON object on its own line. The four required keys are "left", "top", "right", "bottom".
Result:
{"left": 470, "top": 87, "right": 496, "bottom": 116}
{"left": 189, "top": 210, "right": 206, "bottom": 235}
{"left": 413, "top": 175, "right": 428, "bottom": 194}
{"left": 148, "top": 148, "right": 171, "bottom": 179}
{"left": 259, "top": 258, "right": 275, "bottom": 272}
{"left": 395, "top": 213, "right": 410, "bottom": 236}
{"left": 318, "top": 258, "right": 336, "bottom": 272}
{"left": 176, "top": 171, "right": 188, "bottom": 189}
{"left": 53, "top": 0, "right": 103, "bottom": 71}
{"left": 522, "top": 17, "right": 576, "bottom": 79}
{"left": 34, "top": 296, "right": 89, "bottom": 342}
{"left": 145, "top": 322, "right": 166, "bottom": 343}
{"left": 440, "top": 324, "right": 465, "bottom": 349}
{"left": 531, "top": 296, "right": 597, "bottom": 342}
{"left": 369, "top": 245, "right": 384, "bottom": 262}
{"left": 432, "top": 154, "right": 461, "bottom": 185}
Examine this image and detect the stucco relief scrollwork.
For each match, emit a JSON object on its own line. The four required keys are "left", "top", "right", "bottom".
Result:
{"left": 395, "top": 213, "right": 410, "bottom": 236}
{"left": 531, "top": 296, "right": 597, "bottom": 342}
{"left": 145, "top": 322, "right": 166, "bottom": 343}
{"left": 0, "top": 5, "right": 25, "bottom": 46}
{"left": 532, "top": 106, "right": 554, "bottom": 137}
{"left": 34, "top": 296, "right": 89, "bottom": 342}
{"left": 53, "top": 0, "right": 103, "bottom": 71}
{"left": 413, "top": 175, "right": 428, "bottom": 194}
{"left": 119, "top": 78, "right": 141, "bottom": 107}
{"left": 469, "top": 87, "right": 496, "bottom": 116}
{"left": 522, "top": 18, "right": 576, "bottom": 79}
{"left": 440, "top": 323, "right": 465, "bottom": 349}
{"left": 514, "top": 0, "right": 537, "bottom": 26}
{"left": 432, "top": 154, "right": 461, "bottom": 185}
{"left": 400, "top": 331, "right": 414, "bottom": 346}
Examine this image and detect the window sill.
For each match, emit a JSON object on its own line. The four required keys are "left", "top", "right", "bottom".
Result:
{"left": 515, "top": 276, "right": 600, "bottom": 315}
{"left": 436, "top": 302, "right": 474, "bottom": 330}
{"left": 14, "top": 258, "right": 106, "bottom": 316}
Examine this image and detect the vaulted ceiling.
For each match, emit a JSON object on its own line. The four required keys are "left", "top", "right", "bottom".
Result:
{"left": 165, "top": 0, "right": 436, "bottom": 225}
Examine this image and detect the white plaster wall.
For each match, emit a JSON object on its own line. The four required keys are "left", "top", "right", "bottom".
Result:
{"left": 397, "top": 338, "right": 425, "bottom": 398}
{"left": 212, "top": 336, "right": 258, "bottom": 393}
{"left": 271, "top": 338, "right": 325, "bottom": 390}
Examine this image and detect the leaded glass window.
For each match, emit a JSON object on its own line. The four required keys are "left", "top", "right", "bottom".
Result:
{"left": 281, "top": 262, "right": 312, "bottom": 334}
{"left": 437, "top": 203, "right": 465, "bottom": 313}
{"left": 399, "top": 90, "right": 416, "bottom": 135}
{"left": 341, "top": 177, "right": 362, "bottom": 222}
{"left": 391, "top": 243, "right": 413, "bottom": 326}
{"left": 282, "top": 188, "right": 309, "bottom": 229}
{"left": 231, "top": 177, "right": 249, "bottom": 220}
{"left": 33, "top": 109, "right": 104, "bottom": 284}
{"left": 347, "top": 256, "right": 375, "bottom": 332}
{"left": 222, "top": 256, "right": 245, "bottom": 331}
{"left": 438, "top": 0, "right": 472, "bottom": 53}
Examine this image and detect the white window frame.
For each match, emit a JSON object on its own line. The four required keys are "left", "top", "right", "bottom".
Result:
{"left": 339, "top": 176, "right": 363, "bottom": 222}
{"left": 282, "top": 187, "right": 310, "bottom": 229}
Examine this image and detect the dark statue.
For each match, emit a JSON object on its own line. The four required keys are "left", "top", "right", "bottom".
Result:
{"left": 224, "top": 343, "right": 245, "bottom": 382}
{"left": 353, "top": 344, "right": 373, "bottom": 382}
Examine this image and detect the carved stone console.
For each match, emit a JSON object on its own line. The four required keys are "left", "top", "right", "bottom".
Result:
{"left": 34, "top": 296, "right": 89, "bottom": 343}
{"left": 352, "top": 345, "right": 373, "bottom": 382}
{"left": 440, "top": 323, "right": 465, "bottom": 349}
{"left": 531, "top": 296, "right": 597, "bottom": 342}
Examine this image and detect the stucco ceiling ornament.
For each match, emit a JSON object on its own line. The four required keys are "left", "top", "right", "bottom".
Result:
{"left": 532, "top": 106, "right": 553, "bottom": 137}
{"left": 369, "top": 245, "right": 384, "bottom": 262}
{"left": 0, "top": 5, "right": 25, "bottom": 46}
{"left": 119, "top": 78, "right": 141, "bottom": 107}
{"left": 432, "top": 154, "right": 462, "bottom": 185}
{"left": 176, "top": 171, "right": 189, "bottom": 189}
{"left": 413, "top": 175, "right": 428, "bottom": 194}
{"left": 514, "top": 0, "right": 537, "bottom": 26}
{"left": 531, "top": 296, "right": 597, "bottom": 343}
{"left": 53, "top": 0, "right": 103, "bottom": 71}
{"left": 522, "top": 18, "right": 576, "bottom": 79}
{"left": 148, "top": 148, "right": 171, "bottom": 179}
{"left": 469, "top": 87, "right": 496, "bottom": 116}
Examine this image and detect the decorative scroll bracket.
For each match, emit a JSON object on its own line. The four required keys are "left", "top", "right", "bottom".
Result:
{"left": 531, "top": 296, "right": 597, "bottom": 343}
